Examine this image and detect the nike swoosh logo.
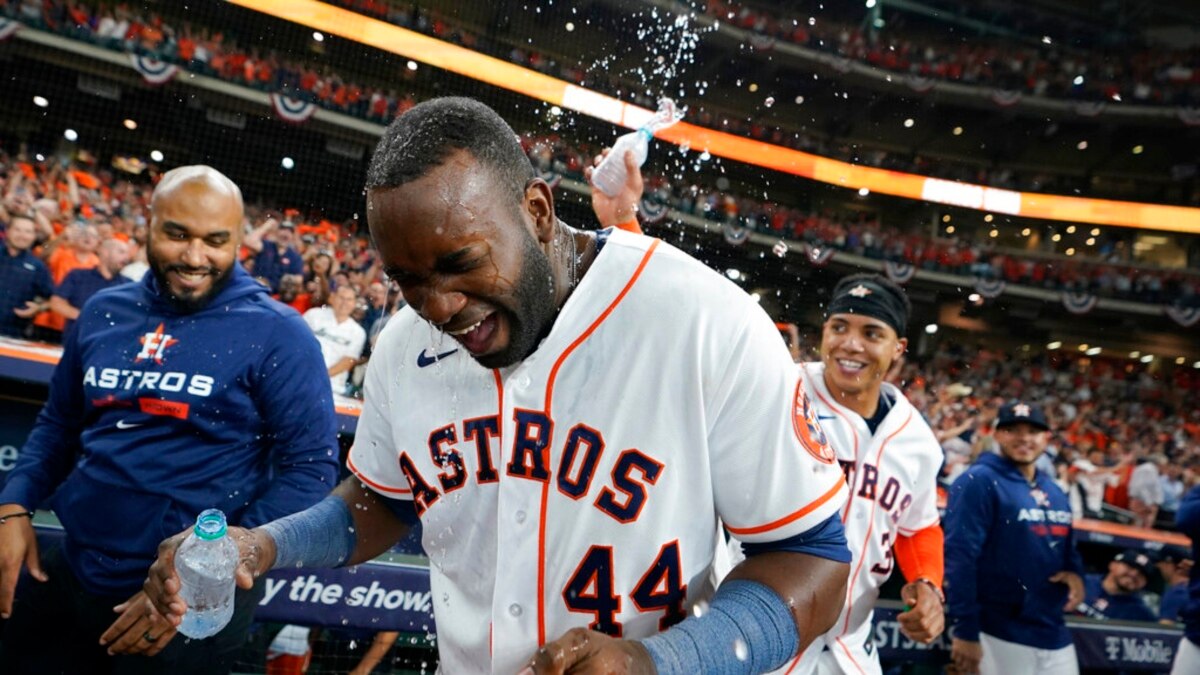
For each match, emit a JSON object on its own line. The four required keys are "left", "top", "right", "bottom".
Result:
{"left": 115, "top": 420, "right": 144, "bottom": 429}
{"left": 817, "top": 415, "right": 837, "bottom": 421}
{"left": 417, "top": 348, "right": 459, "bottom": 368}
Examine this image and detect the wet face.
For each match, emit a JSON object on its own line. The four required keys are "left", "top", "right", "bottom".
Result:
{"left": 147, "top": 179, "right": 241, "bottom": 312}
{"left": 368, "top": 149, "right": 558, "bottom": 369}
{"left": 995, "top": 422, "right": 1049, "bottom": 467}
{"left": 820, "top": 313, "right": 906, "bottom": 399}
{"left": 1107, "top": 561, "right": 1148, "bottom": 593}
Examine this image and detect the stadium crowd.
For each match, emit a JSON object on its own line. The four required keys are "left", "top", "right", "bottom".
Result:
{"left": 6, "top": 0, "right": 1196, "bottom": 206}
{"left": 702, "top": 0, "right": 1200, "bottom": 106}
{"left": 527, "top": 135, "right": 1200, "bottom": 306}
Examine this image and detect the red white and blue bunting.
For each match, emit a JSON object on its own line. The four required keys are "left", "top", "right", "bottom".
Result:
{"left": 973, "top": 278, "right": 1007, "bottom": 299}
{"left": 991, "top": 89, "right": 1023, "bottom": 107}
{"left": 1061, "top": 290, "right": 1098, "bottom": 315}
{"left": 639, "top": 198, "right": 668, "bottom": 224}
{"left": 0, "top": 18, "right": 21, "bottom": 41}
{"left": 1165, "top": 305, "right": 1200, "bottom": 328}
{"left": 803, "top": 243, "right": 836, "bottom": 266}
{"left": 1178, "top": 108, "right": 1200, "bottom": 127}
{"left": 269, "top": 93, "right": 318, "bottom": 124}
{"left": 883, "top": 261, "right": 916, "bottom": 284}
{"left": 906, "top": 75, "right": 937, "bottom": 94}
{"left": 722, "top": 223, "right": 749, "bottom": 246}
{"left": 129, "top": 54, "right": 179, "bottom": 85}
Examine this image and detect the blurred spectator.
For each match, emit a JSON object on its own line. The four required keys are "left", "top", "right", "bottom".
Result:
{"left": 1157, "top": 548, "right": 1193, "bottom": 625}
{"left": 49, "top": 238, "right": 131, "bottom": 336}
{"left": 1071, "top": 450, "right": 1125, "bottom": 520}
{"left": 251, "top": 220, "right": 304, "bottom": 291}
{"left": 303, "top": 285, "right": 366, "bottom": 395}
{"left": 1073, "top": 549, "right": 1158, "bottom": 622}
{"left": 360, "top": 281, "right": 387, "bottom": 333}
{"left": 1129, "top": 455, "right": 1166, "bottom": 528}
{"left": 273, "top": 273, "right": 312, "bottom": 314}
{"left": 0, "top": 216, "right": 53, "bottom": 338}
{"left": 265, "top": 624, "right": 313, "bottom": 675}
{"left": 1161, "top": 462, "right": 1187, "bottom": 522}
{"left": 35, "top": 223, "right": 100, "bottom": 339}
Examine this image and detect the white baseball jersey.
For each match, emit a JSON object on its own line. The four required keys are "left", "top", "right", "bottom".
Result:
{"left": 780, "top": 361, "right": 942, "bottom": 675}
{"left": 348, "top": 229, "right": 847, "bottom": 674}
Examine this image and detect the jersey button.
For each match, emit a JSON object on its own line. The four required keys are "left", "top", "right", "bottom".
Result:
{"left": 515, "top": 510, "right": 527, "bottom": 524}
{"left": 509, "top": 603, "right": 523, "bottom": 617}
{"left": 516, "top": 375, "right": 531, "bottom": 389}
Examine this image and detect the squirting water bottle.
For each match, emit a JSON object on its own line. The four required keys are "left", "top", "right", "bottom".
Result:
{"left": 590, "top": 97, "right": 682, "bottom": 197}
{"left": 177, "top": 508, "right": 239, "bottom": 639}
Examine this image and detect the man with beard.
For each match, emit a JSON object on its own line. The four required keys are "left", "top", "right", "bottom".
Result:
{"left": 945, "top": 402, "right": 1086, "bottom": 675}
{"left": 0, "top": 165, "right": 339, "bottom": 674}
{"left": 1072, "top": 549, "right": 1157, "bottom": 623}
{"left": 143, "top": 97, "right": 852, "bottom": 674}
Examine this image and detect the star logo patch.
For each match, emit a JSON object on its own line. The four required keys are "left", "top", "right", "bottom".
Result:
{"left": 1013, "top": 403, "right": 1031, "bottom": 417}
{"left": 847, "top": 284, "right": 872, "bottom": 298}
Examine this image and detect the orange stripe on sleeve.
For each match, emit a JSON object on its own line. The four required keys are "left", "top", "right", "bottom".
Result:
{"left": 725, "top": 479, "right": 845, "bottom": 536}
{"left": 894, "top": 523, "right": 944, "bottom": 588}
{"left": 346, "top": 452, "right": 412, "bottom": 495}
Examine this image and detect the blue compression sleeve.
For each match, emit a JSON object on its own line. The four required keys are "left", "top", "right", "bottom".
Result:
{"left": 260, "top": 495, "right": 357, "bottom": 569}
{"left": 640, "top": 580, "right": 798, "bottom": 675}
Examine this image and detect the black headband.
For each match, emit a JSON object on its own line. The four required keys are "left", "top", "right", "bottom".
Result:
{"left": 826, "top": 280, "right": 908, "bottom": 335}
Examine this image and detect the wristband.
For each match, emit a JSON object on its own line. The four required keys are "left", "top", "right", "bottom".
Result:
{"left": 0, "top": 511, "right": 35, "bottom": 525}
{"left": 914, "top": 577, "right": 945, "bottom": 605}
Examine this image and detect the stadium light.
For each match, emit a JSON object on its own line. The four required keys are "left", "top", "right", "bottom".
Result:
{"left": 281, "top": 157, "right": 295, "bottom": 170}
{"left": 1047, "top": 341, "right": 1062, "bottom": 350}
{"left": 123, "top": 119, "right": 138, "bottom": 130}
{"left": 1066, "top": 248, "right": 1076, "bottom": 256}
{"left": 34, "top": 153, "right": 45, "bottom": 162}
{"left": 1076, "top": 141, "right": 1088, "bottom": 150}
{"left": 942, "top": 215, "right": 951, "bottom": 223}
{"left": 312, "top": 31, "right": 324, "bottom": 42}
{"left": 150, "top": 150, "right": 164, "bottom": 162}
{"left": 406, "top": 60, "right": 418, "bottom": 71}
{"left": 952, "top": 126, "right": 963, "bottom": 136}
{"left": 924, "top": 324, "right": 938, "bottom": 335}
{"left": 33, "top": 95, "right": 48, "bottom": 108}
{"left": 1132, "top": 145, "right": 1144, "bottom": 155}
{"left": 968, "top": 293, "right": 982, "bottom": 304}
{"left": 1129, "top": 351, "right": 1140, "bottom": 358}
{"left": 1193, "top": 361, "right": 1200, "bottom": 369}
{"left": 63, "top": 129, "right": 78, "bottom": 142}
{"left": 989, "top": 229, "right": 998, "bottom": 238}
{"left": 565, "top": 22, "right": 574, "bottom": 32}
{"left": 1086, "top": 347, "right": 1102, "bottom": 356}
{"left": 984, "top": 214, "right": 993, "bottom": 223}
{"left": 858, "top": 187, "right": 869, "bottom": 197}
{"left": 1021, "top": 228, "right": 1031, "bottom": 236}
{"left": 903, "top": 118, "right": 914, "bottom": 128}
{"left": 1176, "top": 357, "right": 1187, "bottom": 365}
{"left": 1073, "top": 75, "right": 1084, "bottom": 85}
{"left": 945, "top": 225, "right": 955, "bottom": 234}
{"left": 1140, "top": 354, "right": 1154, "bottom": 363}
{"left": 1078, "top": 344, "right": 1089, "bottom": 352}
{"left": 1066, "top": 225, "right": 1076, "bottom": 234}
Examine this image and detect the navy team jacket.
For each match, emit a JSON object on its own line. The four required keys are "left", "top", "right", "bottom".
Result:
{"left": 1177, "top": 486, "right": 1200, "bottom": 645}
{"left": 945, "top": 452, "right": 1084, "bottom": 649}
{"left": 0, "top": 265, "right": 339, "bottom": 596}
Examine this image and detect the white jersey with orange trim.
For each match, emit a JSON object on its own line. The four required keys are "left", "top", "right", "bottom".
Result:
{"left": 347, "top": 228, "right": 847, "bottom": 674}
{"left": 781, "top": 361, "right": 942, "bottom": 675}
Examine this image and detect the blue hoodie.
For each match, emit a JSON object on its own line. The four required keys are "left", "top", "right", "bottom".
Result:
{"left": 944, "top": 452, "right": 1084, "bottom": 649}
{"left": 0, "top": 265, "right": 339, "bottom": 596}
{"left": 1176, "top": 485, "right": 1200, "bottom": 645}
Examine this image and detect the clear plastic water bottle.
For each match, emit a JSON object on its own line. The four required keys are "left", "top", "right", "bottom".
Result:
{"left": 177, "top": 509, "right": 238, "bottom": 639}
{"left": 591, "top": 98, "right": 681, "bottom": 197}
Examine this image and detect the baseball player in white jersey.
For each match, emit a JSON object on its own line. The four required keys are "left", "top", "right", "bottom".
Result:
{"left": 142, "top": 97, "right": 852, "bottom": 675}
{"left": 727, "top": 274, "right": 947, "bottom": 675}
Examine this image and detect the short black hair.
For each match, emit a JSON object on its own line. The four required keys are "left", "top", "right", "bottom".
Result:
{"left": 365, "top": 97, "right": 534, "bottom": 202}
{"left": 831, "top": 272, "right": 913, "bottom": 317}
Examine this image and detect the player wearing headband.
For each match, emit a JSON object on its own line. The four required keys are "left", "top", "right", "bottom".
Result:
{"left": 769, "top": 273, "right": 946, "bottom": 674}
